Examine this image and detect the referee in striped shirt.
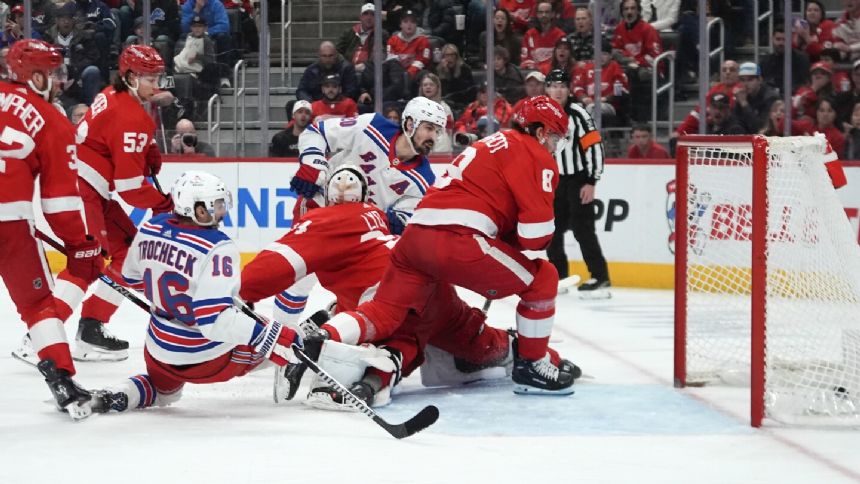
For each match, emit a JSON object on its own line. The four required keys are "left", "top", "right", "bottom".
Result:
{"left": 545, "top": 69, "right": 611, "bottom": 297}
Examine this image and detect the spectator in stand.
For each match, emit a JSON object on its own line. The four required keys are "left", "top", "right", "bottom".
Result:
{"left": 628, "top": 124, "right": 670, "bottom": 159}
{"left": 674, "top": 0, "right": 699, "bottom": 84}
{"left": 30, "top": 0, "right": 57, "bottom": 38}
{"left": 48, "top": 4, "right": 103, "bottom": 107}
{"left": 170, "top": 118, "right": 215, "bottom": 156}
{"left": 538, "top": 37, "right": 576, "bottom": 76}
{"left": 173, "top": 16, "right": 216, "bottom": 78}
{"left": 820, "top": 48, "right": 852, "bottom": 94}
{"left": 512, "top": 70, "right": 546, "bottom": 112}
{"left": 673, "top": 59, "right": 743, "bottom": 136}
{"left": 703, "top": 93, "right": 745, "bottom": 135}
{"left": 387, "top": 9, "right": 430, "bottom": 85}
{"left": 568, "top": 7, "right": 594, "bottom": 64}
{"left": 310, "top": 74, "right": 359, "bottom": 122}
{"left": 733, "top": 62, "right": 780, "bottom": 134}
{"left": 571, "top": 37, "right": 630, "bottom": 125}
{"left": 833, "top": 0, "right": 860, "bottom": 62}
{"left": 180, "top": 0, "right": 231, "bottom": 83}
{"left": 493, "top": 46, "right": 526, "bottom": 104}
{"left": 528, "top": 0, "right": 575, "bottom": 33}
{"left": 1, "top": 6, "right": 24, "bottom": 48}
{"left": 383, "top": 104, "right": 401, "bottom": 123}
{"left": 434, "top": 43, "right": 474, "bottom": 109}
{"left": 843, "top": 101, "right": 860, "bottom": 159}
{"left": 814, "top": 97, "right": 846, "bottom": 156}
{"left": 759, "top": 99, "right": 788, "bottom": 136}
{"left": 613, "top": 0, "right": 663, "bottom": 121}
{"left": 520, "top": 1, "right": 566, "bottom": 70}
{"left": 641, "top": 0, "right": 680, "bottom": 31}
{"left": 122, "top": 0, "right": 179, "bottom": 70}
{"left": 418, "top": 72, "right": 454, "bottom": 153}
{"left": 835, "top": 59, "right": 860, "bottom": 128}
{"left": 480, "top": 8, "right": 522, "bottom": 67}
{"left": 453, "top": 82, "right": 514, "bottom": 144}
{"left": 357, "top": 57, "right": 405, "bottom": 114}
{"left": 420, "top": 0, "right": 461, "bottom": 48}
{"left": 793, "top": 61, "right": 835, "bottom": 121}
{"left": 270, "top": 100, "right": 312, "bottom": 158}
{"left": 69, "top": 103, "right": 88, "bottom": 125}
{"left": 296, "top": 41, "right": 360, "bottom": 102}
{"left": 337, "top": 3, "right": 389, "bottom": 76}
{"left": 499, "top": 0, "right": 534, "bottom": 33}
{"left": 71, "top": 0, "right": 116, "bottom": 77}
{"left": 380, "top": 0, "right": 420, "bottom": 34}
{"left": 761, "top": 24, "right": 811, "bottom": 94}
{"left": 794, "top": 0, "right": 836, "bottom": 62}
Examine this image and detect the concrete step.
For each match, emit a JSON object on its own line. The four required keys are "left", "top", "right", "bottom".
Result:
{"left": 274, "top": 20, "right": 355, "bottom": 39}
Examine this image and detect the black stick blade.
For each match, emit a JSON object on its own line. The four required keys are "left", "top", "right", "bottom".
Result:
{"left": 375, "top": 405, "right": 439, "bottom": 439}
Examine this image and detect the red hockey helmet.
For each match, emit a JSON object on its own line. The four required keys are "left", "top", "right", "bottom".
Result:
{"left": 119, "top": 45, "right": 165, "bottom": 77}
{"left": 6, "top": 39, "right": 64, "bottom": 84}
{"left": 512, "top": 95, "right": 568, "bottom": 138}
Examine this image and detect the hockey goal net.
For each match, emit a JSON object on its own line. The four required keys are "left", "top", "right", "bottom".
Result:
{"left": 674, "top": 135, "right": 860, "bottom": 427}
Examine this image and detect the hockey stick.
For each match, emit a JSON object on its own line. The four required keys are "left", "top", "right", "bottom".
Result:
{"left": 481, "top": 274, "right": 582, "bottom": 314}
{"left": 237, "top": 302, "right": 439, "bottom": 439}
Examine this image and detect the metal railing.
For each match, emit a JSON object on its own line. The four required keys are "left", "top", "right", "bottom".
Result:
{"left": 651, "top": 50, "right": 676, "bottom": 141}
{"left": 207, "top": 94, "right": 222, "bottom": 156}
{"left": 280, "top": 0, "right": 293, "bottom": 87}
{"left": 753, "top": 0, "right": 774, "bottom": 65}
{"left": 232, "top": 60, "right": 247, "bottom": 156}
{"left": 707, "top": 17, "right": 725, "bottom": 69}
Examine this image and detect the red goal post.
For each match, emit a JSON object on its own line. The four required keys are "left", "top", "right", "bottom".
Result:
{"left": 674, "top": 134, "right": 860, "bottom": 428}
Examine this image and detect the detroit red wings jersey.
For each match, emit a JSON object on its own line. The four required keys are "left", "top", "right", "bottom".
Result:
{"left": 0, "top": 82, "right": 89, "bottom": 247}
{"left": 311, "top": 97, "right": 358, "bottom": 121}
{"left": 387, "top": 32, "right": 431, "bottom": 76}
{"left": 499, "top": 0, "right": 535, "bottom": 31}
{"left": 572, "top": 60, "right": 629, "bottom": 100}
{"left": 240, "top": 202, "right": 395, "bottom": 312}
{"left": 520, "top": 26, "right": 566, "bottom": 69}
{"left": 411, "top": 129, "right": 558, "bottom": 251}
{"left": 75, "top": 87, "right": 164, "bottom": 208}
{"left": 612, "top": 19, "right": 662, "bottom": 68}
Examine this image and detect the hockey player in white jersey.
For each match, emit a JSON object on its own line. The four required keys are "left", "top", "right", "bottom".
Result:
{"left": 275, "top": 97, "right": 447, "bottom": 325}
{"left": 88, "top": 171, "right": 303, "bottom": 413}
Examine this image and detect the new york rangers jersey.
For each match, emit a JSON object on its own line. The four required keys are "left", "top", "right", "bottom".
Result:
{"left": 122, "top": 213, "right": 267, "bottom": 366}
{"left": 297, "top": 112, "right": 435, "bottom": 215}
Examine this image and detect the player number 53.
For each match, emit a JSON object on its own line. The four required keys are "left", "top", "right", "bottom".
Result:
{"left": 123, "top": 132, "right": 149, "bottom": 153}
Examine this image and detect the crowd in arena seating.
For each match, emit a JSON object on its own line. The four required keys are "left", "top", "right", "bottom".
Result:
{"left": 5, "top": 0, "right": 860, "bottom": 160}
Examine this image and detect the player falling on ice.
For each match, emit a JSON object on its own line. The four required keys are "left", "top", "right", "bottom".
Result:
{"left": 88, "top": 171, "right": 304, "bottom": 414}
{"left": 241, "top": 165, "right": 559, "bottom": 407}
{"left": 308, "top": 96, "right": 581, "bottom": 400}
{"left": 271, "top": 97, "right": 448, "bottom": 328}
{"left": 0, "top": 39, "right": 104, "bottom": 419}
{"left": 50, "top": 44, "right": 174, "bottom": 362}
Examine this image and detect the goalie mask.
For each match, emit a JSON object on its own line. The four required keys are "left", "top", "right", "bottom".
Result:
{"left": 326, "top": 165, "right": 368, "bottom": 206}
{"left": 171, "top": 171, "right": 233, "bottom": 226}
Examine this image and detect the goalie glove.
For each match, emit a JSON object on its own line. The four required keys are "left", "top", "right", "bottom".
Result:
{"left": 290, "top": 164, "right": 324, "bottom": 198}
{"left": 253, "top": 320, "right": 302, "bottom": 366}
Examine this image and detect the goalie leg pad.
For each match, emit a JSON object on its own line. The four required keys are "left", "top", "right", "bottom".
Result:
{"left": 304, "top": 341, "right": 399, "bottom": 410}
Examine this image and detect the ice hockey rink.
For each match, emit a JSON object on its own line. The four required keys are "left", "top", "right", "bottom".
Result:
{"left": 2, "top": 285, "right": 859, "bottom": 484}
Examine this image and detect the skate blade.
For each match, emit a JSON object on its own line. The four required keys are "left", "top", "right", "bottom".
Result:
{"left": 513, "top": 384, "right": 575, "bottom": 396}
{"left": 10, "top": 349, "right": 38, "bottom": 368}
{"left": 72, "top": 342, "right": 128, "bottom": 362}
{"left": 578, "top": 289, "right": 612, "bottom": 300}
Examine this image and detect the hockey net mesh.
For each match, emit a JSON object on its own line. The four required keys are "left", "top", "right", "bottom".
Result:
{"left": 683, "top": 136, "right": 860, "bottom": 425}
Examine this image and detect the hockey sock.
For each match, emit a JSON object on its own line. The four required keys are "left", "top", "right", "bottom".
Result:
{"left": 515, "top": 298, "right": 554, "bottom": 361}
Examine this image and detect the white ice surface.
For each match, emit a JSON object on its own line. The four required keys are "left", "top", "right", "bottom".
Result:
{"left": 1, "top": 285, "right": 859, "bottom": 484}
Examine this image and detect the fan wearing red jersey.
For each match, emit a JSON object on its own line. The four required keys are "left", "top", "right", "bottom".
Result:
{"left": 317, "top": 96, "right": 580, "bottom": 398}
{"left": 53, "top": 44, "right": 174, "bottom": 362}
{"left": 1, "top": 39, "right": 104, "bottom": 420}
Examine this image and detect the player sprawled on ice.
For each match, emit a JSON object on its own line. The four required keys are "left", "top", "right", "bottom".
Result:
{"left": 86, "top": 172, "right": 304, "bottom": 414}
{"left": 50, "top": 45, "right": 174, "bottom": 362}
{"left": 304, "top": 96, "right": 581, "bottom": 401}
{"left": 241, "top": 165, "right": 553, "bottom": 407}
{"left": 271, "top": 97, "right": 447, "bottom": 329}
{"left": 1, "top": 40, "right": 105, "bottom": 419}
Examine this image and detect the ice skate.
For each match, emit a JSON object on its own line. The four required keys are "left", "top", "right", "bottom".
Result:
{"left": 37, "top": 359, "right": 93, "bottom": 420}
{"left": 577, "top": 278, "right": 611, "bottom": 300}
{"left": 11, "top": 333, "right": 38, "bottom": 367}
{"left": 512, "top": 353, "right": 576, "bottom": 395}
{"left": 73, "top": 318, "right": 129, "bottom": 362}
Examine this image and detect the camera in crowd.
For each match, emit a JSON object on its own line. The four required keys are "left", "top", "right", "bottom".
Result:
{"left": 182, "top": 133, "right": 198, "bottom": 148}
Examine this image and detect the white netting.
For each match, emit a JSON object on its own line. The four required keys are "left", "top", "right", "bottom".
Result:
{"left": 683, "top": 135, "right": 860, "bottom": 425}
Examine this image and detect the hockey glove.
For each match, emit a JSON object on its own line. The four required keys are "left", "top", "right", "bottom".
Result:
{"left": 151, "top": 194, "right": 175, "bottom": 215}
{"left": 66, "top": 236, "right": 104, "bottom": 283}
{"left": 290, "top": 164, "right": 323, "bottom": 198}
{"left": 386, "top": 208, "right": 411, "bottom": 235}
{"left": 145, "top": 144, "right": 163, "bottom": 175}
{"left": 254, "top": 320, "right": 302, "bottom": 367}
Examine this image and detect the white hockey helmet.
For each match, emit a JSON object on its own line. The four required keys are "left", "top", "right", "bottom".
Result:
{"left": 171, "top": 170, "right": 233, "bottom": 226}
{"left": 326, "top": 164, "right": 368, "bottom": 206}
{"left": 401, "top": 96, "right": 447, "bottom": 136}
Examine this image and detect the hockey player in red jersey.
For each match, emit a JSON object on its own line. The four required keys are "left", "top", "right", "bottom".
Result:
{"left": 1, "top": 39, "right": 104, "bottom": 419}
{"left": 53, "top": 44, "right": 174, "bottom": 362}
{"left": 317, "top": 96, "right": 580, "bottom": 399}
